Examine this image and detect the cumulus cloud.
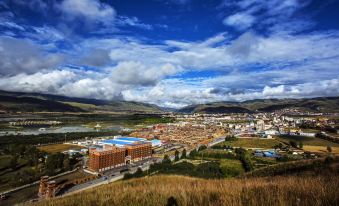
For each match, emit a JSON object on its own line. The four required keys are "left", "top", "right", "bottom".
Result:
{"left": 78, "top": 49, "right": 111, "bottom": 67}
{"left": 110, "top": 61, "right": 179, "bottom": 86}
{"left": 0, "top": 0, "right": 338, "bottom": 107}
{"left": 120, "top": 77, "right": 339, "bottom": 108}
{"left": 58, "top": 0, "right": 116, "bottom": 25}
{"left": 1, "top": 29, "right": 339, "bottom": 107}
{"left": 0, "top": 37, "right": 65, "bottom": 75}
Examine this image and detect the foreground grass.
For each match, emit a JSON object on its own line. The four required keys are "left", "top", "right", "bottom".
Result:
{"left": 33, "top": 174, "right": 338, "bottom": 206}
{"left": 38, "top": 144, "right": 84, "bottom": 153}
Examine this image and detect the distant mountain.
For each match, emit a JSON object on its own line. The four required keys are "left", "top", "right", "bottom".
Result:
{"left": 0, "top": 90, "right": 163, "bottom": 113}
{"left": 178, "top": 97, "right": 339, "bottom": 113}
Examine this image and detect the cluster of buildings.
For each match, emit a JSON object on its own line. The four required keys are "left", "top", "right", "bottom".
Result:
{"left": 9, "top": 120, "right": 62, "bottom": 127}
{"left": 165, "top": 112, "right": 338, "bottom": 139}
{"left": 87, "top": 136, "right": 153, "bottom": 172}
{"left": 130, "top": 122, "right": 226, "bottom": 146}
{"left": 38, "top": 176, "right": 57, "bottom": 200}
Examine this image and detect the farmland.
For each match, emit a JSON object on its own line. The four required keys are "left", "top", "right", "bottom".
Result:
{"left": 214, "top": 138, "right": 281, "bottom": 149}
{"left": 276, "top": 135, "right": 339, "bottom": 147}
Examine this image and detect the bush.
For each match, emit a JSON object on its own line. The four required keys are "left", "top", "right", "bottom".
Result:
{"left": 181, "top": 149, "right": 187, "bottom": 159}
{"left": 225, "top": 135, "right": 237, "bottom": 141}
{"left": 174, "top": 150, "right": 180, "bottom": 162}
{"left": 198, "top": 145, "right": 207, "bottom": 151}
{"left": 289, "top": 141, "right": 298, "bottom": 148}
{"left": 327, "top": 146, "right": 332, "bottom": 153}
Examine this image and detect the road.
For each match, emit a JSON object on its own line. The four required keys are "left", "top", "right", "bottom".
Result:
{"left": 59, "top": 159, "right": 153, "bottom": 196}
{"left": 59, "top": 136, "right": 226, "bottom": 196}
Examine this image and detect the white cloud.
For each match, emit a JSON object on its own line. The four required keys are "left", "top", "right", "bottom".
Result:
{"left": 0, "top": 21, "right": 25, "bottom": 31}
{"left": 116, "top": 16, "right": 153, "bottom": 30}
{"left": 222, "top": 0, "right": 313, "bottom": 33}
{"left": 223, "top": 13, "right": 255, "bottom": 30}
{"left": 110, "top": 61, "right": 180, "bottom": 86}
{"left": 58, "top": 0, "right": 116, "bottom": 25}
{"left": 0, "top": 37, "right": 65, "bottom": 75}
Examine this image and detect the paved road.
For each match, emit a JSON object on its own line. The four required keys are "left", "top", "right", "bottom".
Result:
{"left": 60, "top": 136, "right": 226, "bottom": 196}
{"left": 60, "top": 159, "right": 153, "bottom": 196}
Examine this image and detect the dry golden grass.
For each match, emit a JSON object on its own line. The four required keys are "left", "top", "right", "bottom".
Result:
{"left": 33, "top": 174, "right": 338, "bottom": 206}
{"left": 38, "top": 144, "right": 84, "bottom": 153}
{"left": 303, "top": 145, "right": 339, "bottom": 154}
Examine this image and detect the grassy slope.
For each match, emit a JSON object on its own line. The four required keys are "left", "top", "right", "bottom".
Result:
{"left": 0, "top": 95, "right": 83, "bottom": 112}
{"left": 33, "top": 174, "right": 338, "bottom": 206}
{"left": 179, "top": 97, "right": 339, "bottom": 113}
{"left": 0, "top": 90, "right": 163, "bottom": 113}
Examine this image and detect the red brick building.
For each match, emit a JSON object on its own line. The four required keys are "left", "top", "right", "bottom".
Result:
{"left": 126, "top": 142, "right": 152, "bottom": 162}
{"left": 88, "top": 145, "right": 126, "bottom": 172}
{"left": 88, "top": 137, "right": 153, "bottom": 172}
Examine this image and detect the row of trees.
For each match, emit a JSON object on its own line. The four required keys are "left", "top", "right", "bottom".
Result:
{"left": 315, "top": 133, "right": 339, "bottom": 144}
{"left": 3, "top": 144, "right": 45, "bottom": 170}
{"left": 0, "top": 131, "right": 120, "bottom": 147}
{"left": 235, "top": 148, "right": 254, "bottom": 172}
{"left": 1, "top": 143, "right": 80, "bottom": 187}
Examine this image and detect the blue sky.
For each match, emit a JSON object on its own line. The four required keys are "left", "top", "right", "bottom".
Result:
{"left": 0, "top": 0, "right": 339, "bottom": 108}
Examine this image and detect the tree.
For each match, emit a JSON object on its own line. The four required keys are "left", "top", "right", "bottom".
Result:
{"left": 298, "top": 142, "right": 303, "bottom": 149}
{"left": 327, "top": 146, "right": 332, "bottom": 153}
{"left": 162, "top": 155, "right": 172, "bottom": 164}
{"left": 225, "top": 135, "right": 237, "bottom": 141}
{"left": 174, "top": 150, "right": 180, "bottom": 162}
{"left": 10, "top": 155, "right": 18, "bottom": 170}
{"left": 289, "top": 141, "right": 297, "bottom": 148}
{"left": 123, "top": 172, "right": 133, "bottom": 180}
{"left": 45, "top": 152, "right": 66, "bottom": 175}
{"left": 63, "top": 158, "right": 71, "bottom": 171}
{"left": 198, "top": 145, "right": 207, "bottom": 151}
{"left": 181, "top": 149, "right": 187, "bottom": 159}
{"left": 274, "top": 143, "right": 283, "bottom": 149}
{"left": 189, "top": 149, "right": 198, "bottom": 158}
{"left": 134, "top": 167, "right": 143, "bottom": 177}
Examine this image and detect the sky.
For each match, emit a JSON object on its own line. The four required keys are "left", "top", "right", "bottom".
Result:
{"left": 0, "top": 0, "right": 339, "bottom": 108}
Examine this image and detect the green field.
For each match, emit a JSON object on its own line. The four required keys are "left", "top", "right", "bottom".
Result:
{"left": 0, "top": 155, "right": 11, "bottom": 170}
{"left": 38, "top": 144, "right": 85, "bottom": 153}
{"left": 219, "top": 159, "right": 245, "bottom": 177}
{"left": 0, "top": 156, "right": 31, "bottom": 192}
{"left": 215, "top": 138, "right": 281, "bottom": 149}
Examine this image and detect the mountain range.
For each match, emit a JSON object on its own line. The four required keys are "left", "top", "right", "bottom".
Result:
{"left": 0, "top": 90, "right": 338, "bottom": 113}
{"left": 0, "top": 90, "right": 163, "bottom": 113}
{"left": 178, "top": 97, "right": 339, "bottom": 113}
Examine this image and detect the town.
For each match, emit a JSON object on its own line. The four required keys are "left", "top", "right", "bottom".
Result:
{"left": 1, "top": 109, "right": 338, "bottom": 205}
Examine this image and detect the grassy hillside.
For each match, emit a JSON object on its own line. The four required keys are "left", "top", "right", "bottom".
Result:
{"left": 0, "top": 95, "right": 84, "bottom": 112}
{"left": 32, "top": 174, "right": 338, "bottom": 206}
{"left": 0, "top": 90, "right": 163, "bottom": 113}
{"left": 179, "top": 97, "right": 339, "bottom": 113}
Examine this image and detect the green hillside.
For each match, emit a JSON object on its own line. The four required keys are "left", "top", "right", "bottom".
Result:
{"left": 179, "top": 97, "right": 339, "bottom": 113}
{"left": 0, "top": 90, "right": 163, "bottom": 113}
